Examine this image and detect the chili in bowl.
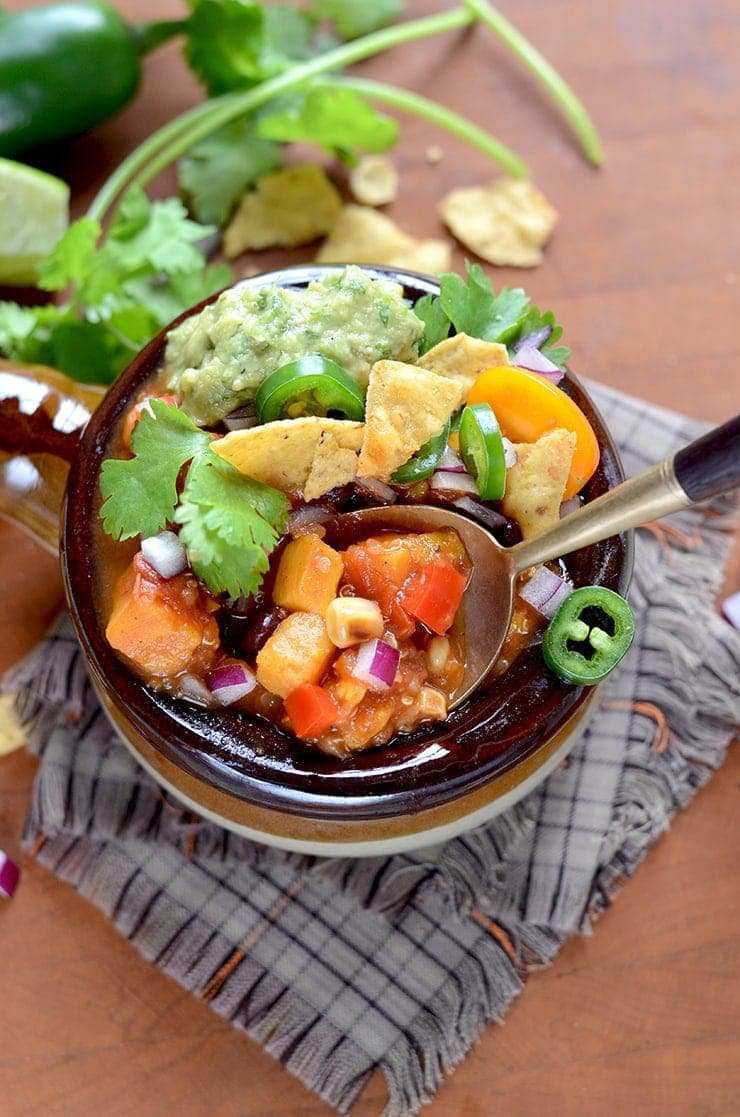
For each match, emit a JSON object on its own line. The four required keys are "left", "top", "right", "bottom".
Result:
{"left": 21, "top": 265, "right": 633, "bottom": 856}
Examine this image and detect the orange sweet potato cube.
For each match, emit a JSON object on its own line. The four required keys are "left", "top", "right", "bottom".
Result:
{"left": 256, "top": 612, "right": 335, "bottom": 698}
{"left": 272, "top": 534, "right": 344, "bottom": 616}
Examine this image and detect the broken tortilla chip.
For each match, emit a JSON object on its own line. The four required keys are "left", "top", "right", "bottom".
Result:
{"left": 212, "top": 417, "right": 363, "bottom": 495}
{"left": 223, "top": 163, "right": 342, "bottom": 258}
{"left": 357, "top": 360, "right": 463, "bottom": 480}
{"left": 502, "top": 428, "right": 576, "bottom": 539}
{"left": 439, "top": 178, "right": 558, "bottom": 267}
{"left": 349, "top": 155, "right": 399, "bottom": 207}
{"left": 316, "top": 205, "right": 451, "bottom": 274}
{"left": 304, "top": 431, "right": 359, "bottom": 501}
{"left": 418, "top": 333, "right": 510, "bottom": 395}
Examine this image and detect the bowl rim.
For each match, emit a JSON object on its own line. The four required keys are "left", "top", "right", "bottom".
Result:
{"left": 62, "top": 264, "right": 633, "bottom": 822}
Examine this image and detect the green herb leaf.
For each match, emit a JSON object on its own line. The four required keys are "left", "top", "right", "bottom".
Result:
{"left": 179, "top": 118, "right": 284, "bottom": 225}
{"left": 308, "top": 0, "right": 405, "bottom": 40}
{"left": 257, "top": 86, "right": 398, "bottom": 160}
{"left": 36, "top": 218, "right": 100, "bottom": 292}
{"left": 512, "top": 304, "right": 570, "bottom": 368}
{"left": 176, "top": 451, "right": 289, "bottom": 598}
{"left": 99, "top": 401, "right": 212, "bottom": 540}
{"left": 414, "top": 293, "right": 451, "bottom": 355}
{"left": 99, "top": 401, "right": 289, "bottom": 597}
{"left": 439, "top": 263, "right": 530, "bottom": 345}
{"left": 185, "top": 0, "right": 271, "bottom": 96}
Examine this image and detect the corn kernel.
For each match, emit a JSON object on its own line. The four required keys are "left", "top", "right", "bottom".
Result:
{"left": 325, "top": 596, "right": 384, "bottom": 648}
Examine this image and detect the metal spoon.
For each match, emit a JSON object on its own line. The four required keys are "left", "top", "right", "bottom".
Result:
{"left": 338, "top": 414, "right": 740, "bottom": 708}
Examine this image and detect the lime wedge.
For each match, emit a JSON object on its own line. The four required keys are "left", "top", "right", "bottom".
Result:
{"left": 0, "top": 157, "right": 69, "bottom": 286}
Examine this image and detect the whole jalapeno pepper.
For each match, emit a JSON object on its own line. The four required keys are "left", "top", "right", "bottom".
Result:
{"left": 255, "top": 355, "right": 366, "bottom": 423}
{"left": 543, "top": 585, "right": 635, "bottom": 685}
{"left": 0, "top": 3, "right": 186, "bottom": 158}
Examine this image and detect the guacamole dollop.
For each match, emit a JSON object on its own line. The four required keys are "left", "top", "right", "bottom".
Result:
{"left": 165, "top": 266, "right": 425, "bottom": 426}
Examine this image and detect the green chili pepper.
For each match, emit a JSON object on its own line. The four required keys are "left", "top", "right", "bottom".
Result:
{"left": 391, "top": 419, "right": 451, "bottom": 484}
{"left": 458, "top": 402, "right": 506, "bottom": 501}
{"left": 0, "top": 3, "right": 186, "bottom": 158}
{"left": 543, "top": 586, "right": 635, "bottom": 685}
{"left": 255, "top": 354, "right": 366, "bottom": 424}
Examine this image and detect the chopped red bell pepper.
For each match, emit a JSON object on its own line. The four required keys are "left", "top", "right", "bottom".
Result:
{"left": 284, "top": 682, "right": 339, "bottom": 739}
{"left": 401, "top": 559, "right": 467, "bottom": 635}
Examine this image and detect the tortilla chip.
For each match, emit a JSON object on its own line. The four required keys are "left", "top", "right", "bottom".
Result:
{"left": 0, "top": 692, "right": 26, "bottom": 756}
{"left": 418, "top": 333, "right": 510, "bottom": 395}
{"left": 439, "top": 178, "right": 558, "bottom": 267}
{"left": 502, "top": 428, "right": 576, "bottom": 540}
{"left": 212, "top": 418, "right": 363, "bottom": 494}
{"left": 357, "top": 360, "right": 463, "bottom": 480}
{"left": 223, "top": 164, "right": 342, "bottom": 258}
{"left": 316, "top": 205, "right": 451, "bottom": 274}
{"left": 349, "top": 155, "right": 399, "bottom": 206}
{"left": 304, "top": 431, "right": 359, "bottom": 501}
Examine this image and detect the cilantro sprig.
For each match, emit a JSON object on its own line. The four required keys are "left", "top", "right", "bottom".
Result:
{"left": 100, "top": 401, "right": 289, "bottom": 598}
{"left": 415, "top": 262, "right": 571, "bottom": 368}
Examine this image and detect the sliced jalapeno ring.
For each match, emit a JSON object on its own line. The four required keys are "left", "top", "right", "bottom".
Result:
{"left": 255, "top": 354, "right": 365, "bottom": 423}
{"left": 391, "top": 419, "right": 451, "bottom": 484}
{"left": 543, "top": 586, "right": 635, "bottom": 686}
{"left": 458, "top": 402, "right": 506, "bottom": 501}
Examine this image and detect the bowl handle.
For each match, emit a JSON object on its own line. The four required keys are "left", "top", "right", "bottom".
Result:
{"left": 0, "top": 360, "right": 105, "bottom": 554}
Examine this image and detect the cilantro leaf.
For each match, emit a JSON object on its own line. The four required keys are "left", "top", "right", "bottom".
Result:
{"left": 439, "top": 263, "right": 530, "bottom": 345}
{"left": 99, "top": 401, "right": 289, "bottom": 598}
{"left": 257, "top": 86, "right": 398, "bottom": 161}
{"left": 106, "top": 188, "right": 215, "bottom": 277}
{"left": 176, "top": 451, "right": 289, "bottom": 598}
{"left": 99, "top": 401, "right": 211, "bottom": 540}
{"left": 36, "top": 218, "right": 100, "bottom": 292}
{"left": 511, "top": 304, "right": 570, "bottom": 369}
{"left": 309, "top": 0, "right": 405, "bottom": 39}
{"left": 414, "top": 293, "right": 450, "bottom": 355}
{"left": 185, "top": 0, "right": 271, "bottom": 96}
{"left": 179, "top": 117, "right": 284, "bottom": 225}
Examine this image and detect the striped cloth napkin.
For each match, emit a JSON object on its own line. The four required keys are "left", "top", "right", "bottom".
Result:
{"left": 4, "top": 382, "right": 739, "bottom": 1116}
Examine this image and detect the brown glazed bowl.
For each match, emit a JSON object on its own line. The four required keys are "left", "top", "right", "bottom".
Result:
{"left": 11, "top": 265, "right": 633, "bottom": 856}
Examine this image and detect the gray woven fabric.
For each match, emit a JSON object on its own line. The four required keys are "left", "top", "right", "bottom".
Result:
{"left": 4, "top": 382, "right": 739, "bottom": 1116}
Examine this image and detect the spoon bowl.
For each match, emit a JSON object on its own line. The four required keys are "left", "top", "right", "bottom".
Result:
{"left": 340, "top": 412, "right": 740, "bottom": 708}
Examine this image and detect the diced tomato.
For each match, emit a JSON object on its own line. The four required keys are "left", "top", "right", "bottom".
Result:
{"left": 122, "top": 394, "right": 179, "bottom": 448}
{"left": 284, "top": 682, "right": 339, "bottom": 739}
{"left": 401, "top": 559, "right": 467, "bottom": 635}
{"left": 342, "top": 537, "right": 416, "bottom": 638}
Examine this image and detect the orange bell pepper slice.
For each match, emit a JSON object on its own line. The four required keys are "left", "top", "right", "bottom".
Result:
{"left": 467, "top": 366, "right": 600, "bottom": 500}
{"left": 284, "top": 682, "right": 339, "bottom": 739}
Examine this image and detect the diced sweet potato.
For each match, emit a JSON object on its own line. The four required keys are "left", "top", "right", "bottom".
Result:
{"left": 256, "top": 612, "right": 335, "bottom": 698}
{"left": 272, "top": 535, "right": 344, "bottom": 616}
{"left": 106, "top": 562, "right": 218, "bottom": 679}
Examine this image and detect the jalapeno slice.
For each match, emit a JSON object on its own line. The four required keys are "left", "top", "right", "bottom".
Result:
{"left": 458, "top": 403, "right": 506, "bottom": 501}
{"left": 256, "top": 355, "right": 365, "bottom": 423}
{"left": 543, "top": 586, "right": 635, "bottom": 685}
{"left": 391, "top": 420, "right": 451, "bottom": 484}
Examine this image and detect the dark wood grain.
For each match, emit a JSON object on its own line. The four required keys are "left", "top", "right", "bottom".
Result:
{"left": 674, "top": 414, "right": 740, "bottom": 501}
{"left": 1, "top": 1, "right": 738, "bottom": 1114}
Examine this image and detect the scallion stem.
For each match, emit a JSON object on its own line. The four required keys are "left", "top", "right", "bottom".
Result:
{"left": 462, "top": 0, "right": 604, "bottom": 165}
{"left": 88, "top": 6, "right": 475, "bottom": 223}
{"left": 321, "top": 75, "right": 529, "bottom": 179}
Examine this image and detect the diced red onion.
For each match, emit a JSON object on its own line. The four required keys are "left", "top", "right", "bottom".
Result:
{"left": 560, "top": 496, "right": 581, "bottom": 518}
{"left": 0, "top": 849, "right": 20, "bottom": 899}
{"left": 437, "top": 444, "right": 466, "bottom": 472}
{"left": 141, "top": 531, "right": 188, "bottom": 579}
{"left": 288, "top": 504, "right": 336, "bottom": 535}
{"left": 354, "top": 477, "right": 398, "bottom": 504}
{"left": 207, "top": 662, "right": 258, "bottom": 705}
{"left": 223, "top": 403, "right": 259, "bottom": 431}
{"left": 513, "top": 342, "right": 563, "bottom": 382}
{"left": 451, "top": 495, "right": 507, "bottom": 530}
{"left": 430, "top": 470, "right": 478, "bottom": 494}
{"left": 514, "top": 325, "right": 552, "bottom": 351}
{"left": 351, "top": 639, "right": 400, "bottom": 690}
{"left": 519, "top": 566, "right": 571, "bottom": 619}
{"left": 179, "top": 674, "right": 213, "bottom": 706}
{"left": 502, "top": 437, "right": 517, "bottom": 468}
{"left": 721, "top": 590, "right": 740, "bottom": 631}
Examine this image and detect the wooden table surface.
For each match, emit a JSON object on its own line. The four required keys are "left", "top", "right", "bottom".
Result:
{"left": 1, "top": 1, "right": 738, "bottom": 1114}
